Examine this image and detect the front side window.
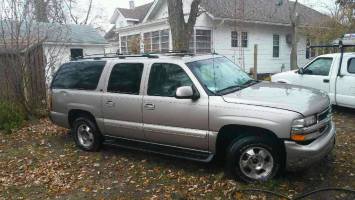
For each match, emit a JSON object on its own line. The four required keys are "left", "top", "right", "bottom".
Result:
{"left": 348, "top": 58, "right": 355, "bottom": 74}
{"left": 52, "top": 61, "right": 106, "bottom": 90}
{"left": 304, "top": 57, "right": 333, "bottom": 76}
{"left": 107, "top": 63, "right": 144, "bottom": 95}
{"left": 273, "top": 34, "right": 280, "bottom": 58}
{"left": 187, "top": 57, "right": 253, "bottom": 95}
{"left": 148, "top": 63, "right": 193, "bottom": 97}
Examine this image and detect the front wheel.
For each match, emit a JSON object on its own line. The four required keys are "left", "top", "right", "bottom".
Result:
{"left": 225, "top": 136, "right": 281, "bottom": 182}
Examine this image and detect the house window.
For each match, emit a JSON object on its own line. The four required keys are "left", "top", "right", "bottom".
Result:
{"left": 160, "top": 30, "right": 170, "bottom": 53}
{"left": 143, "top": 30, "right": 170, "bottom": 53}
{"left": 241, "top": 32, "right": 248, "bottom": 48}
{"left": 231, "top": 31, "right": 238, "bottom": 47}
{"left": 127, "top": 34, "right": 141, "bottom": 54}
{"left": 70, "top": 48, "right": 83, "bottom": 60}
{"left": 120, "top": 36, "right": 128, "bottom": 54}
{"left": 144, "top": 32, "right": 152, "bottom": 53}
{"left": 273, "top": 34, "right": 280, "bottom": 58}
{"left": 195, "top": 29, "right": 211, "bottom": 54}
{"left": 151, "top": 31, "right": 160, "bottom": 52}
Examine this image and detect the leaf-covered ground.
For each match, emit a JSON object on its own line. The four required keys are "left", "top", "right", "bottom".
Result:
{"left": 1, "top": 107, "right": 355, "bottom": 200}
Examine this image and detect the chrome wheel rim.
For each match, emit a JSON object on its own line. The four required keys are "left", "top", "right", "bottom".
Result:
{"left": 77, "top": 124, "right": 94, "bottom": 148}
{"left": 239, "top": 147, "right": 274, "bottom": 180}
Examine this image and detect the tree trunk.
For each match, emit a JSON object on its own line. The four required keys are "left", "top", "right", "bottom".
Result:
{"left": 34, "top": 0, "right": 50, "bottom": 22}
{"left": 167, "top": 0, "right": 201, "bottom": 52}
{"left": 290, "top": 22, "right": 298, "bottom": 70}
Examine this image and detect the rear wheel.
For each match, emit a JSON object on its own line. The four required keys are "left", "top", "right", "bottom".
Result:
{"left": 225, "top": 136, "right": 281, "bottom": 182}
{"left": 72, "top": 117, "right": 103, "bottom": 151}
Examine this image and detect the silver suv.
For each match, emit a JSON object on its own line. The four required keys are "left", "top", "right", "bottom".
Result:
{"left": 50, "top": 54, "right": 336, "bottom": 182}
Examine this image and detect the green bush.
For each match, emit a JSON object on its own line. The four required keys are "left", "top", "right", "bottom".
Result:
{"left": 0, "top": 101, "right": 26, "bottom": 134}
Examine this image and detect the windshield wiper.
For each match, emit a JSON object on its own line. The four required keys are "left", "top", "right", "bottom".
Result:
{"left": 215, "top": 85, "right": 242, "bottom": 95}
{"left": 242, "top": 79, "right": 259, "bottom": 87}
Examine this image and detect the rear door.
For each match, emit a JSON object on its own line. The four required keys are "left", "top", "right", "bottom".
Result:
{"left": 336, "top": 56, "right": 355, "bottom": 108}
{"left": 102, "top": 62, "right": 145, "bottom": 140}
{"left": 293, "top": 57, "right": 334, "bottom": 93}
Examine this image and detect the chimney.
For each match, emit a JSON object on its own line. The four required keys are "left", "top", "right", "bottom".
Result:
{"left": 129, "top": 0, "right": 135, "bottom": 9}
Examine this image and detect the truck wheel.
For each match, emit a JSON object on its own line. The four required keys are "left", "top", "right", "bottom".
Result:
{"left": 72, "top": 117, "right": 103, "bottom": 152}
{"left": 225, "top": 136, "right": 280, "bottom": 182}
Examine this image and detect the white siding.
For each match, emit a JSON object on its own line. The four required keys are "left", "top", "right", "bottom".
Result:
{"left": 213, "top": 23, "right": 309, "bottom": 73}
{"left": 43, "top": 44, "right": 106, "bottom": 82}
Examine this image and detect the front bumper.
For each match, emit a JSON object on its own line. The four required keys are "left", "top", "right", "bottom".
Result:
{"left": 284, "top": 122, "right": 336, "bottom": 171}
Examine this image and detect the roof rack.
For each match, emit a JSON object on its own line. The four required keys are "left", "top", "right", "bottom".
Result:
{"left": 70, "top": 53, "right": 159, "bottom": 61}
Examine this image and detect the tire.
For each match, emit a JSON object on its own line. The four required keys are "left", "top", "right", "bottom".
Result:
{"left": 72, "top": 117, "right": 103, "bottom": 152}
{"left": 225, "top": 136, "right": 281, "bottom": 182}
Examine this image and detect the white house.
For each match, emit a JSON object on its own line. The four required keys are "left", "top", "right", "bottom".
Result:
{"left": 106, "top": 0, "right": 328, "bottom": 74}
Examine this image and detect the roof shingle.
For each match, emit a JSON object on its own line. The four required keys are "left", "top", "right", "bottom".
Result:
{"left": 118, "top": 2, "right": 154, "bottom": 22}
{"left": 201, "top": 0, "right": 328, "bottom": 26}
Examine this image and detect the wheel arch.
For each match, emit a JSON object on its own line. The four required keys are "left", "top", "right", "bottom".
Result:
{"left": 215, "top": 124, "right": 286, "bottom": 164}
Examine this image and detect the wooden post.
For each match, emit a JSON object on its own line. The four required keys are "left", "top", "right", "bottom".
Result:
{"left": 253, "top": 44, "right": 258, "bottom": 80}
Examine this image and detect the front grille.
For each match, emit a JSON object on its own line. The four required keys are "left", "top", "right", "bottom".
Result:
{"left": 318, "top": 107, "right": 332, "bottom": 122}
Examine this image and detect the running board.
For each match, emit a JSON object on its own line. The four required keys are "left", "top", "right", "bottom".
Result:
{"left": 104, "top": 136, "right": 214, "bottom": 163}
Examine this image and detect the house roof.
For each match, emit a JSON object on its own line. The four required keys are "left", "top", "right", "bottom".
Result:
{"left": 200, "top": 0, "right": 328, "bottom": 26}
{"left": 118, "top": 2, "right": 154, "bottom": 22}
{"left": 0, "top": 21, "right": 108, "bottom": 45}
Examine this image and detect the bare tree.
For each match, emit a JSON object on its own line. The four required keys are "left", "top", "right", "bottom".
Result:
{"left": 167, "top": 0, "right": 201, "bottom": 52}
{"left": 0, "top": 0, "right": 68, "bottom": 117}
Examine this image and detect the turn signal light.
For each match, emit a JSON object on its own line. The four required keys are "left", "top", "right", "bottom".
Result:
{"left": 291, "top": 134, "right": 305, "bottom": 141}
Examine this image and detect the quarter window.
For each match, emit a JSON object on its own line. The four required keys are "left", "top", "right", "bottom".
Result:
{"left": 348, "top": 58, "right": 355, "bottom": 74}
{"left": 107, "top": 63, "right": 144, "bottom": 95}
{"left": 273, "top": 34, "right": 280, "bottom": 58}
{"left": 52, "top": 61, "right": 106, "bottom": 90}
{"left": 304, "top": 58, "right": 333, "bottom": 76}
{"left": 148, "top": 63, "right": 193, "bottom": 97}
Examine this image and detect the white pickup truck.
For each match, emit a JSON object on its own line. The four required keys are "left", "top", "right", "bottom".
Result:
{"left": 271, "top": 53, "right": 355, "bottom": 109}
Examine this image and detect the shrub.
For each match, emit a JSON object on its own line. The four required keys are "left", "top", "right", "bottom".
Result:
{"left": 0, "top": 101, "right": 26, "bottom": 134}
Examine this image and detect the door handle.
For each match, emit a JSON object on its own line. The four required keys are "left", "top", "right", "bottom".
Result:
{"left": 144, "top": 103, "right": 155, "bottom": 110}
{"left": 105, "top": 100, "right": 115, "bottom": 107}
{"left": 323, "top": 79, "right": 330, "bottom": 83}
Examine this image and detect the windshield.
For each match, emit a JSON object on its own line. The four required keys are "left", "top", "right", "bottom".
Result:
{"left": 186, "top": 57, "right": 255, "bottom": 95}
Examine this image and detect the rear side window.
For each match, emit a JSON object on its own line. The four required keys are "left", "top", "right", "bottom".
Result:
{"left": 52, "top": 61, "right": 106, "bottom": 90}
{"left": 148, "top": 63, "right": 193, "bottom": 97}
{"left": 348, "top": 58, "right": 355, "bottom": 74}
{"left": 107, "top": 63, "right": 144, "bottom": 95}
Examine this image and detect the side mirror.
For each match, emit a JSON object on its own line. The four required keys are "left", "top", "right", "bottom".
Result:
{"left": 298, "top": 68, "right": 305, "bottom": 74}
{"left": 175, "top": 86, "right": 199, "bottom": 100}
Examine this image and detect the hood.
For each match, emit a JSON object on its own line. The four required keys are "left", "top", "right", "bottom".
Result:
{"left": 222, "top": 82, "right": 330, "bottom": 116}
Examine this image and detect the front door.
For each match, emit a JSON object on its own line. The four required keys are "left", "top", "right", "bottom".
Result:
{"left": 142, "top": 63, "right": 209, "bottom": 150}
{"left": 102, "top": 63, "right": 145, "bottom": 140}
{"left": 294, "top": 57, "right": 334, "bottom": 93}
{"left": 336, "top": 57, "right": 355, "bottom": 108}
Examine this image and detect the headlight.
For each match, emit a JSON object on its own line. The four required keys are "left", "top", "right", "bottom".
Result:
{"left": 291, "top": 115, "right": 317, "bottom": 128}
{"left": 291, "top": 115, "right": 317, "bottom": 142}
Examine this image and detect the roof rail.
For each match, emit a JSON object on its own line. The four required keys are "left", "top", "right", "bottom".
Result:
{"left": 70, "top": 53, "right": 159, "bottom": 61}
{"left": 163, "top": 50, "right": 195, "bottom": 57}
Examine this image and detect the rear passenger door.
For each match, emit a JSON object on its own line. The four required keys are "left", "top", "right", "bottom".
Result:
{"left": 142, "top": 63, "right": 209, "bottom": 151}
{"left": 102, "top": 63, "right": 145, "bottom": 140}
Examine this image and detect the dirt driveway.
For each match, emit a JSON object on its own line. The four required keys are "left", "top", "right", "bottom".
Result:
{"left": 0, "top": 107, "right": 355, "bottom": 200}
